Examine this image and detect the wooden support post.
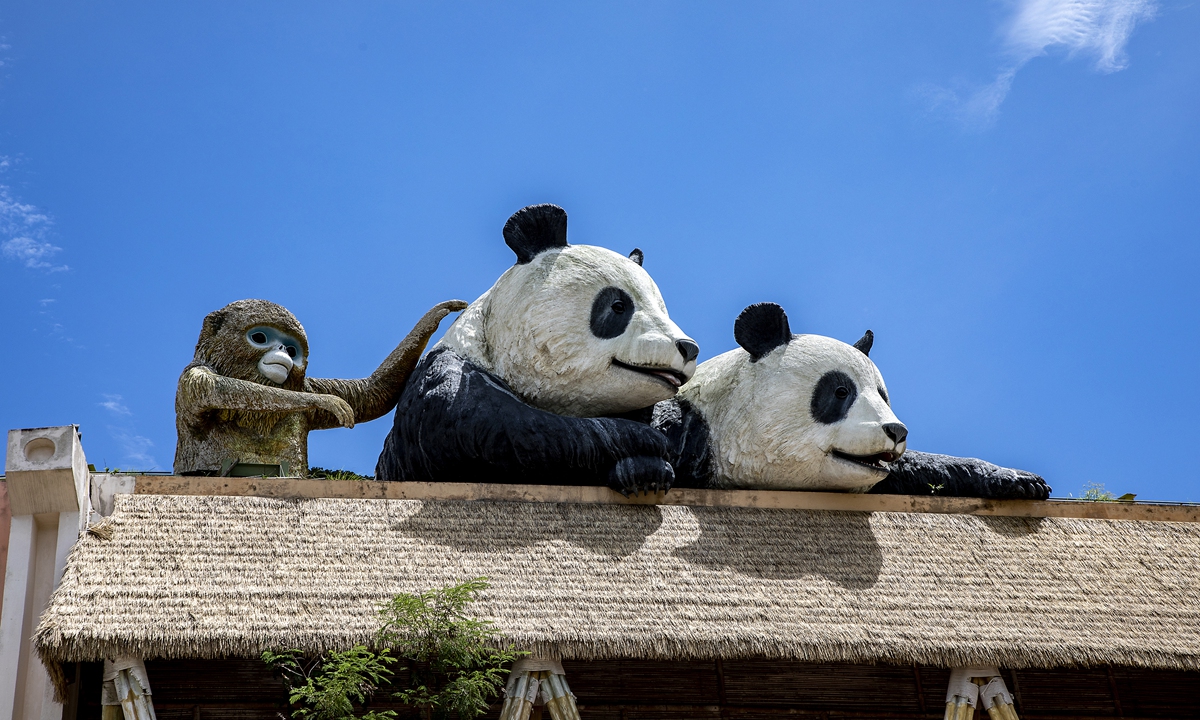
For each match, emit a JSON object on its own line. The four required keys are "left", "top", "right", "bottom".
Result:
{"left": 101, "top": 659, "right": 157, "bottom": 720}
{"left": 945, "top": 668, "right": 1020, "bottom": 720}
{"left": 498, "top": 671, "right": 539, "bottom": 720}
{"left": 538, "top": 671, "right": 579, "bottom": 720}
{"left": 501, "top": 659, "right": 579, "bottom": 720}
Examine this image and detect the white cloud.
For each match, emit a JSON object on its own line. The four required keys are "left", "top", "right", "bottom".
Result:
{"left": 99, "top": 393, "right": 160, "bottom": 470}
{"left": 108, "top": 427, "right": 158, "bottom": 470}
{"left": 1006, "top": 0, "right": 1156, "bottom": 72}
{"left": 3, "top": 236, "right": 68, "bottom": 271}
{"left": 1, "top": 181, "right": 68, "bottom": 271}
{"left": 99, "top": 394, "right": 132, "bottom": 416}
{"left": 924, "top": 0, "right": 1157, "bottom": 127}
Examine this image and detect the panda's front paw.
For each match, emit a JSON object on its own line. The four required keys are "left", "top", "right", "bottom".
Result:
{"left": 609, "top": 456, "right": 675, "bottom": 497}
{"left": 989, "top": 469, "right": 1052, "bottom": 500}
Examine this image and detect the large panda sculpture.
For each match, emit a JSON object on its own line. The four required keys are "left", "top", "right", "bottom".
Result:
{"left": 376, "top": 204, "right": 699, "bottom": 495}
{"left": 655, "top": 302, "right": 1051, "bottom": 499}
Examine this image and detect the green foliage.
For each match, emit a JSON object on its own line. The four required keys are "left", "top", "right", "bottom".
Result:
{"left": 309, "top": 466, "right": 375, "bottom": 481}
{"left": 927, "top": 483, "right": 945, "bottom": 495}
{"left": 265, "top": 579, "right": 521, "bottom": 720}
{"left": 1081, "top": 482, "right": 1117, "bottom": 501}
{"left": 264, "top": 648, "right": 397, "bottom": 720}
{"left": 377, "top": 578, "right": 522, "bottom": 719}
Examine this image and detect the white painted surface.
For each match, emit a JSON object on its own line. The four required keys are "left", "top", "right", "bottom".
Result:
{"left": 89, "top": 475, "right": 136, "bottom": 525}
{"left": 0, "top": 516, "right": 35, "bottom": 720}
{"left": 5, "top": 428, "right": 89, "bottom": 517}
{"left": 16, "top": 515, "right": 61, "bottom": 720}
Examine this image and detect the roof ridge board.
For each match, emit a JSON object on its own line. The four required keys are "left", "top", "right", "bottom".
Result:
{"left": 97, "top": 474, "right": 1200, "bottom": 523}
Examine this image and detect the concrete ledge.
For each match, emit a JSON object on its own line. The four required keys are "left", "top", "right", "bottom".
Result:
{"left": 112, "top": 474, "right": 1200, "bottom": 522}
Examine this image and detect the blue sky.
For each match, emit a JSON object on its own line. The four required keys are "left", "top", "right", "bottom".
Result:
{"left": 1, "top": 2, "right": 1196, "bottom": 500}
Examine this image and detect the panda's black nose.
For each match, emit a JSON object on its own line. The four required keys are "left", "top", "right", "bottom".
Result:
{"left": 882, "top": 422, "right": 908, "bottom": 444}
{"left": 676, "top": 339, "right": 699, "bottom": 363}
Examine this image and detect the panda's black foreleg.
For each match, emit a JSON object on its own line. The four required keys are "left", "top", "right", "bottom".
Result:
{"left": 609, "top": 456, "right": 675, "bottom": 497}
{"left": 871, "top": 450, "right": 1051, "bottom": 500}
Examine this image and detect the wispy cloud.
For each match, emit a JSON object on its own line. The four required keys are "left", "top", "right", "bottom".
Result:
{"left": 99, "top": 394, "right": 133, "bottom": 416}
{"left": 99, "top": 393, "right": 160, "bottom": 470}
{"left": 1, "top": 161, "right": 68, "bottom": 272}
{"left": 2, "top": 236, "right": 68, "bottom": 271}
{"left": 107, "top": 428, "right": 158, "bottom": 470}
{"left": 922, "top": 0, "right": 1157, "bottom": 128}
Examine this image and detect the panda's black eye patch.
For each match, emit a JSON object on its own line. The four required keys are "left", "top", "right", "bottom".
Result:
{"left": 811, "top": 371, "right": 858, "bottom": 424}
{"left": 251, "top": 332, "right": 267, "bottom": 344}
{"left": 591, "top": 286, "right": 635, "bottom": 339}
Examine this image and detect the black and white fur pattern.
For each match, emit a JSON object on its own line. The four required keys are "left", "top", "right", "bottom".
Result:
{"left": 376, "top": 204, "right": 699, "bottom": 494}
{"left": 656, "top": 303, "right": 1051, "bottom": 500}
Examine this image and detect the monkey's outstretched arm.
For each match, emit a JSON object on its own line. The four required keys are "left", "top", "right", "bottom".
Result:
{"left": 179, "top": 366, "right": 355, "bottom": 427}
{"left": 305, "top": 299, "right": 468, "bottom": 429}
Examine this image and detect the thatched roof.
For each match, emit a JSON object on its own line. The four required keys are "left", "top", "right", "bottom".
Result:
{"left": 35, "top": 491, "right": 1200, "bottom": 672}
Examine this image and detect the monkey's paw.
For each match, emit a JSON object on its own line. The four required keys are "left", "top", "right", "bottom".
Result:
{"left": 317, "top": 395, "right": 356, "bottom": 428}
{"left": 608, "top": 456, "right": 675, "bottom": 497}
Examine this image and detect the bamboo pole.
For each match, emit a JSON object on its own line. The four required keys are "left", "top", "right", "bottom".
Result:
{"left": 499, "top": 670, "right": 540, "bottom": 720}
{"left": 111, "top": 666, "right": 156, "bottom": 720}
{"left": 979, "top": 676, "right": 1020, "bottom": 720}
{"left": 539, "top": 672, "right": 580, "bottom": 720}
{"left": 944, "top": 668, "right": 982, "bottom": 720}
{"left": 102, "top": 659, "right": 157, "bottom": 720}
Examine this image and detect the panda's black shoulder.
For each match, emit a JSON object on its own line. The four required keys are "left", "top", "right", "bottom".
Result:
{"left": 401, "top": 345, "right": 519, "bottom": 404}
{"left": 652, "top": 398, "right": 712, "bottom": 488}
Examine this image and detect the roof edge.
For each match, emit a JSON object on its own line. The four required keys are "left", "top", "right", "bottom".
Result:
{"left": 106, "top": 474, "right": 1200, "bottom": 522}
{"left": 35, "top": 626, "right": 1200, "bottom": 672}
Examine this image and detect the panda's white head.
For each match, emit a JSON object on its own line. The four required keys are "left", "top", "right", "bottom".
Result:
{"left": 442, "top": 204, "right": 699, "bottom": 417}
{"left": 680, "top": 302, "right": 907, "bottom": 492}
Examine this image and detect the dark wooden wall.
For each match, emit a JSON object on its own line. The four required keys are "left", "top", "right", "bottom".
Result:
{"left": 70, "top": 659, "right": 1200, "bottom": 720}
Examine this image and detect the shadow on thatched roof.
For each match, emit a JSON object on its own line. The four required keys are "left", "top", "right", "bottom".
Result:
{"left": 33, "top": 480, "right": 1200, "bottom": 675}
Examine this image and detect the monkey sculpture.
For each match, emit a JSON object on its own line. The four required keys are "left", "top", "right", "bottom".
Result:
{"left": 174, "top": 298, "right": 467, "bottom": 476}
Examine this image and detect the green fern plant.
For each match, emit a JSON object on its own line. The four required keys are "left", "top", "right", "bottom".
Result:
{"left": 265, "top": 578, "right": 522, "bottom": 720}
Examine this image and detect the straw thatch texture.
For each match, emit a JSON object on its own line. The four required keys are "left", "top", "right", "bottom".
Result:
{"left": 35, "top": 494, "right": 1200, "bottom": 671}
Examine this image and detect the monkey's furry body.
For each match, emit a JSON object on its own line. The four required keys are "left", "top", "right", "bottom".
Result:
{"left": 174, "top": 298, "right": 465, "bottom": 476}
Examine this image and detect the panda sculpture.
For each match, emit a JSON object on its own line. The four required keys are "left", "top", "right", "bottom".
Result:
{"left": 376, "top": 203, "right": 699, "bottom": 495}
{"left": 655, "top": 302, "right": 1051, "bottom": 499}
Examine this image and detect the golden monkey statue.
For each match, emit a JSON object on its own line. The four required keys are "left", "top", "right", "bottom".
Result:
{"left": 173, "top": 298, "right": 466, "bottom": 476}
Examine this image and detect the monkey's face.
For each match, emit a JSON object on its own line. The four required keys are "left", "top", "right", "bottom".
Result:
{"left": 246, "top": 326, "right": 306, "bottom": 384}
{"left": 193, "top": 299, "right": 310, "bottom": 390}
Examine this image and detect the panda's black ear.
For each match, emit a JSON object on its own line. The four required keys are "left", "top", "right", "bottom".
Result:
{"left": 504, "top": 204, "right": 569, "bottom": 264}
{"left": 629, "top": 248, "right": 644, "bottom": 266}
{"left": 853, "top": 329, "right": 874, "bottom": 357}
{"left": 734, "top": 303, "right": 792, "bottom": 361}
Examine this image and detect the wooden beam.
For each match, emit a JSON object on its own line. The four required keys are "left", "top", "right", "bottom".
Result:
{"left": 116, "top": 474, "right": 1200, "bottom": 522}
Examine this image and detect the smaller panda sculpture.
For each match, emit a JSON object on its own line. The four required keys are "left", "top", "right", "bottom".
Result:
{"left": 376, "top": 203, "right": 700, "bottom": 495}
{"left": 655, "top": 302, "right": 1050, "bottom": 499}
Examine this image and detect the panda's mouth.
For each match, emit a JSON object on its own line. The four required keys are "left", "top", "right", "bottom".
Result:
{"left": 831, "top": 449, "right": 898, "bottom": 472}
{"left": 612, "top": 359, "right": 687, "bottom": 389}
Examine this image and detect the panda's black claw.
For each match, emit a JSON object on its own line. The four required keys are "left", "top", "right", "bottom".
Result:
{"left": 609, "top": 456, "right": 675, "bottom": 497}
